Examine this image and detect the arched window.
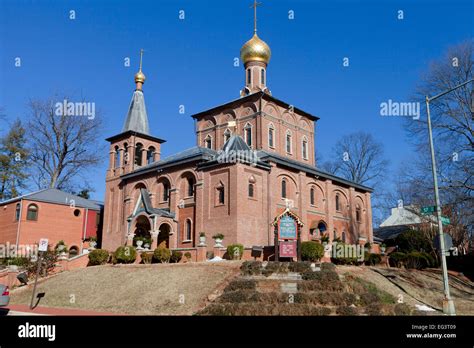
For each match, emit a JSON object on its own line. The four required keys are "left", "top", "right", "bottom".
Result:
{"left": 15, "top": 203, "right": 20, "bottom": 221}
{"left": 281, "top": 179, "right": 287, "bottom": 198}
{"left": 123, "top": 143, "right": 129, "bottom": 164}
{"left": 342, "top": 231, "right": 346, "bottom": 243}
{"left": 217, "top": 184, "right": 225, "bottom": 204}
{"left": 247, "top": 69, "right": 251, "bottom": 84}
{"left": 302, "top": 138, "right": 308, "bottom": 160}
{"left": 114, "top": 146, "right": 120, "bottom": 168}
{"left": 310, "top": 187, "right": 315, "bottom": 205}
{"left": 317, "top": 222, "right": 327, "bottom": 236}
{"left": 224, "top": 129, "right": 231, "bottom": 143}
{"left": 187, "top": 177, "right": 195, "bottom": 197}
{"left": 27, "top": 204, "right": 38, "bottom": 221}
{"left": 135, "top": 143, "right": 143, "bottom": 166}
{"left": 261, "top": 69, "right": 265, "bottom": 85}
{"left": 163, "top": 182, "right": 170, "bottom": 201}
{"left": 244, "top": 123, "right": 252, "bottom": 147}
{"left": 204, "top": 135, "right": 212, "bottom": 149}
{"left": 147, "top": 147, "right": 155, "bottom": 165}
{"left": 335, "top": 194, "right": 340, "bottom": 211}
{"left": 356, "top": 204, "right": 361, "bottom": 222}
{"left": 268, "top": 123, "right": 275, "bottom": 148}
{"left": 286, "top": 131, "right": 292, "bottom": 154}
{"left": 185, "top": 219, "right": 192, "bottom": 240}
{"left": 248, "top": 183, "right": 254, "bottom": 197}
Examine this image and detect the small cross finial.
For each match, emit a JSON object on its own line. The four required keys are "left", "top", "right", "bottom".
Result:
{"left": 139, "top": 49, "right": 144, "bottom": 71}
{"left": 250, "top": 0, "right": 262, "bottom": 34}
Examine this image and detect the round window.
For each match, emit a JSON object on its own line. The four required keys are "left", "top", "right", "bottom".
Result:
{"left": 74, "top": 209, "right": 81, "bottom": 217}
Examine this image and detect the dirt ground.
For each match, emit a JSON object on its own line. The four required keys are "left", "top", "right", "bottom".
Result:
{"left": 337, "top": 266, "right": 474, "bottom": 315}
{"left": 10, "top": 261, "right": 241, "bottom": 315}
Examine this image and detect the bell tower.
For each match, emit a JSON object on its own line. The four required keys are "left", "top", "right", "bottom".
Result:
{"left": 103, "top": 50, "right": 165, "bottom": 250}
{"left": 240, "top": 0, "right": 271, "bottom": 96}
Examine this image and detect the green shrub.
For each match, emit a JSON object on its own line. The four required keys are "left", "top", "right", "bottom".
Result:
{"left": 394, "top": 303, "right": 411, "bottom": 316}
{"left": 302, "top": 269, "right": 339, "bottom": 282}
{"left": 55, "top": 240, "right": 67, "bottom": 254}
{"left": 6, "top": 257, "right": 30, "bottom": 267}
{"left": 241, "top": 261, "right": 262, "bottom": 275}
{"left": 365, "top": 253, "right": 382, "bottom": 266}
{"left": 389, "top": 252, "right": 407, "bottom": 268}
{"left": 301, "top": 241, "right": 324, "bottom": 262}
{"left": 114, "top": 246, "right": 137, "bottom": 264}
{"left": 395, "top": 229, "right": 431, "bottom": 253}
{"left": 184, "top": 252, "right": 192, "bottom": 260}
{"left": 223, "top": 279, "right": 257, "bottom": 292}
{"left": 360, "top": 292, "right": 380, "bottom": 306}
{"left": 227, "top": 244, "right": 244, "bottom": 260}
{"left": 26, "top": 250, "right": 58, "bottom": 277}
{"left": 153, "top": 247, "right": 171, "bottom": 263}
{"left": 288, "top": 261, "right": 312, "bottom": 273}
{"left": 88, "top": 249, "right": 109, "bottom": 266}
{"left": 170, "top": 250, "right": 183, "bottom": 263}
{"left": 406, "top": 251, "right": 431, "bottom": 269}
{"left": 336, "top": 306, "right": 357, "bottom": 316}
{"left": 321, "top": 262, "right": 336, "bottom": 272}
{"left": 140, "top": 252, "right": 153, "bottom": 264}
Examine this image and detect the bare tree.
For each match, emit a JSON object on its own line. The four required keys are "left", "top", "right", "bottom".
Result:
{"left": 322, "top": 131, "right": 388, "bottom": 187}
{"left": 27, "top": 95, "right": 104, "bottom": 190}
{"left": 397, "top": 40, "right": 474, "bottom": 250}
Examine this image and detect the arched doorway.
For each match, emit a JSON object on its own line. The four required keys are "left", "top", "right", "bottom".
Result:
{"left": 158, "top": 223, "right": 171, "bottom": 248}
{"left": 133, "top": 215, "right": 152, "bottom": 247}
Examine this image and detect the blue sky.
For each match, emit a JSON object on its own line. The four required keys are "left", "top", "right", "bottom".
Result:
{"left": 0, "top": 0, "right": 473, "bottom": 201}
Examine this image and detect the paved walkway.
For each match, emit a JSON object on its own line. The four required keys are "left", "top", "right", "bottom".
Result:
{"left": 3, "top": 304, "right": 120, "bottom": 316}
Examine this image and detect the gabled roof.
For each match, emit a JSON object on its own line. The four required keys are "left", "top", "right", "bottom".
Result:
{"left": 122, "top": 89, "right": 150, "bottom": 134}
{"left": 138, "top": 188, "right": 175, "bottom": 218}
{"left": 222, "top": 135, "right": 251, "bottom": 152}
{"left": 191, "top": 91, "right": 319, "bottom": 122}
{"left": 0, "top": 188, "right": 102, "bottom": 210}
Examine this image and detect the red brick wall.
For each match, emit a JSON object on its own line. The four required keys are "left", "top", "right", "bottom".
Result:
{"left": 0, "top": 202, "right": 20, "bottom": 245}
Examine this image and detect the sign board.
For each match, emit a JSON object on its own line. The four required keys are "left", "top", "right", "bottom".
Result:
{"left": 279, "top": 241, "right": 297, "bottom": 258}
{"left": 440, "top": 216, "right": 450, "bottom": 225}
{"left": 433, "top": 234, "right": 453, "bottom": 250}
{"left": 278, "top": 215, "right": 297, "bottom": 240}
{"left": 38, "top": 238, "right": 49, "bottom": 252}
{"left": 420, "top": 206, "right": 436, "bottom": 215}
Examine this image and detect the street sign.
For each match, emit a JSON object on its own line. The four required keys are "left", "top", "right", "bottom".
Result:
{"left": 38, "top": 238, "right": 49, "bottom": 252}
{"left": 440, "top": 216, "right": 450, "bottom": 225}
{"left": 434, "top": 234, "right": 453, "bottom": 250}
{"left": 420, "top": 206, "right": 436, "bottom": 215}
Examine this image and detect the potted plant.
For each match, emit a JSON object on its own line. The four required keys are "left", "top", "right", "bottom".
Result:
{"left": 199, "top": 232, "right": 206, "bottom": 245}
{"left": 88, "top": 237, "right": 97, "bottom": 249}
{"left": 212, "top": 233, "right": 224, "bottom": 247}
{"left": 380, "top": 243, "right": 386, "bottom": 255}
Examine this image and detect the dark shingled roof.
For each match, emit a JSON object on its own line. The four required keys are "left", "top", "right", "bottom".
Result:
{"left": 139, "top": 188, "right": 175, "bottom": 218}
{"left": 122, "top": 90, "right": 150, "bottom": 135}
{"left": 0, "top": 188, "right": 102, "bottom": 210}
{"left": 222, "top": 135, "right": 251, "bottom": 152}
{"left": 121, "top": 146, "right": 217, "bottom": 180}
{"left": 256, "top": 150, "right": 373, "bottom": 192}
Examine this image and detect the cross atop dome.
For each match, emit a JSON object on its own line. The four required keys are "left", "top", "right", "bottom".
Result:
{"left": 240, "top": 0, "right": 271, "bottom": 96}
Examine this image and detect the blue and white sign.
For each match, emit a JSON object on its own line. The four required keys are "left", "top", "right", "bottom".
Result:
{"left": 278, "top": 215, "right": 297, "bottom": 240}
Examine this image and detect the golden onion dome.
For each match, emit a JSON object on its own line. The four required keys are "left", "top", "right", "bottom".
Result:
{"left": 134, "top": 70, "right": 146, "bottom": 84}
{"left": 240, "top": 33, "right": 271, "bottom": 65}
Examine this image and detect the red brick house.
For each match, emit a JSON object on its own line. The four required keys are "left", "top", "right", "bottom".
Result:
{"left": 102, "top": 23, "right": 374, "bottom": 257}
{"left": 0, "top": 188, "right": 103, "bottom": 255}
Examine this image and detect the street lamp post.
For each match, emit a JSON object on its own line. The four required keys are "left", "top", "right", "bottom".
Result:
{"left": 425, "top": 78, "right": 473, "bottom": 316}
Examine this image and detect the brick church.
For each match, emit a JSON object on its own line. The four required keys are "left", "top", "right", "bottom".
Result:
{"left": 102, "top": 7, "right": 374, "bottom": 256}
